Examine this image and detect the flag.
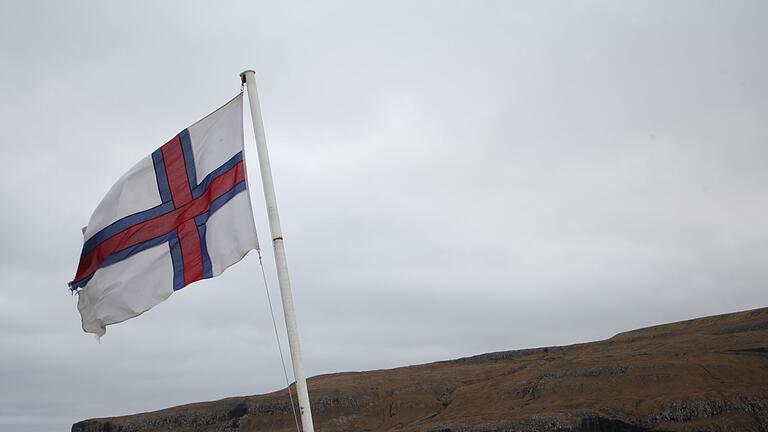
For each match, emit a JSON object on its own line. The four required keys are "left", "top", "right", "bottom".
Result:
{"left": 69, "top": 93, "right": 258, "bottom": 336}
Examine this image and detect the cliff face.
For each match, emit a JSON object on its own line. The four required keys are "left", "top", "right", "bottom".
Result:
{"left": 73, "top": 307, "right": 768, "bottom": 432}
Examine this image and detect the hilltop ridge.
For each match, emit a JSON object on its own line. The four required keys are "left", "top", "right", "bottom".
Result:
{"left": 73, "top": 307, "right": 768, "bottom": 432}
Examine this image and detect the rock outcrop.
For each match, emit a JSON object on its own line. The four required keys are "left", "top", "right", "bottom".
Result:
{"left": 73, "top": 307, "right": 768, "bottom": 432}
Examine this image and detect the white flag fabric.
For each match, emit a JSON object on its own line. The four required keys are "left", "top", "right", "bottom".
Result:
{"left": 69, "top": 94, "right": 258, "bottom": 336}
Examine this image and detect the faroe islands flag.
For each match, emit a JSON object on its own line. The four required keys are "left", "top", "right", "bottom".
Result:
{"left": 69, "top": 93, "right": 258, "bottom": 336}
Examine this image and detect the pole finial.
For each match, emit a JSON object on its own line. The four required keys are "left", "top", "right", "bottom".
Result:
{"left": 240, "top": 70, "right": 255, "bottom": 84}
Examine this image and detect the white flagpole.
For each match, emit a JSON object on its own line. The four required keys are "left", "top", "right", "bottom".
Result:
{"left": 240, "top": 70, "right": 315, "bottom": 432}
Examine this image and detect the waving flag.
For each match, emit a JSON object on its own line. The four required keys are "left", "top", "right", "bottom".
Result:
{"left": 69, "top": 93, "right": 258, "bottom": 336}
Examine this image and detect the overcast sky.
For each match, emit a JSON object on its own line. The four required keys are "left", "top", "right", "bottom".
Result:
{"left": 1, "top": 1, "right": 766, "bottom": 431}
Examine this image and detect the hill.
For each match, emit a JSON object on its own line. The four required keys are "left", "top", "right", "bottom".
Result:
{"left": 73, "top": 307, "right": 768, "bottom": 432}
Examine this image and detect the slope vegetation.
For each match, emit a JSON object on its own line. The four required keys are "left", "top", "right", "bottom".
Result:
{"left": 73, "top": 307, "right": 768, "bottom": 432}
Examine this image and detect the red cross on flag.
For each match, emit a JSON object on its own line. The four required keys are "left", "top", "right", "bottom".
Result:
{"left": 69, "top": 93, "right": 259, "bottom": 337}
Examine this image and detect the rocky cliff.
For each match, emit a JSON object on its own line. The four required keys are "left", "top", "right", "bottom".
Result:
{"left": 73, "top": 307, "right": 768, "bottom": 432}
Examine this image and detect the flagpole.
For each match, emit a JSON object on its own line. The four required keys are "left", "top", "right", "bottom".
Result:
{"left": 240, "top": 70, "right": 315, "bottom": 432}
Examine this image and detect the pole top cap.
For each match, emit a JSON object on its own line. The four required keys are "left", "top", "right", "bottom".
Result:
{"left": 240, "top": 70, "right": 256, "bottom": 84}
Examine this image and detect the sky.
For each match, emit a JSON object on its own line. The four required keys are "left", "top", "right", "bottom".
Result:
{"left": 0, "top": 1, "right": 766, "bottom": 431}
